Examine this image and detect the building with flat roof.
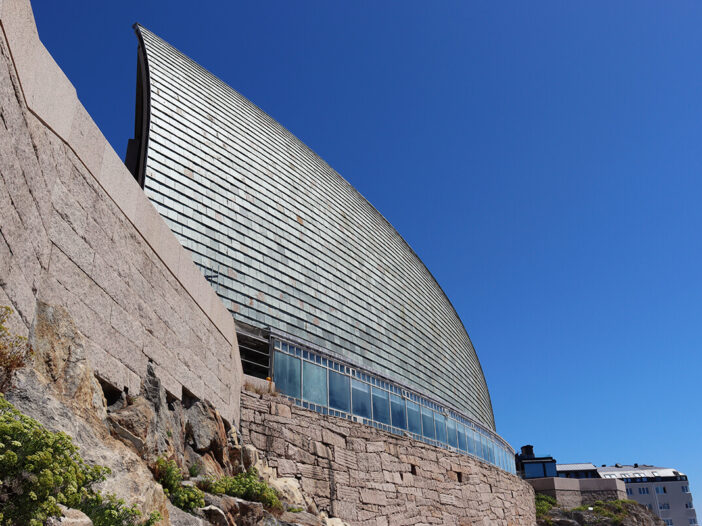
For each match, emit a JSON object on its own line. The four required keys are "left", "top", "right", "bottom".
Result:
{"left": 556, "top": 463, "right": 697, "bottom": 526}
{"left": 126, "top": 24, "right": 515, "bottom": 473}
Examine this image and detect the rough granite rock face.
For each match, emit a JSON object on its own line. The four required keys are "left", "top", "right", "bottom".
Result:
{"left": 6, "top": 303, "right": 170, "bottom": 523}
{"left": 539, "top": 501, "right": 664, "bottom": 526}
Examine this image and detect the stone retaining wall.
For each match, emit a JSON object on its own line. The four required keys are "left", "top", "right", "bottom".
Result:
{"left": 528, "top": 478, "right": 627, "bottom": 508}
{"left": 0, "top": 0, "right": 241, "bottom": 423}
{"left": 240, "top": 391, "right": 535, "bottom": 526}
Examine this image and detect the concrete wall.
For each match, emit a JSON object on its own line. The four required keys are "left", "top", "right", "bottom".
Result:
{"left": 0, "top": 0, "right": 242, "bottom": 423}
{"left": 528, "top": 477, "right": 627, "bottom": 508}
{"left": 240, "top": 391, "right": 535, "bottom": 526}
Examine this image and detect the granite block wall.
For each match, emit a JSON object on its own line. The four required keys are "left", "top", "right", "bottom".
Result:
{"left": 527, "top": 478, "right": 626, "bottom": 509}
{"left": 0, "top": 0, "right": 241, "bottom": 423}
{"left": 240, "top": 391, "right": 535, "bottom": 526}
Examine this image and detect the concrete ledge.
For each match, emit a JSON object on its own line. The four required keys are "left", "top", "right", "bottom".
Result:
{"left": 0, "top": 0, "right": 236, "bottom": 348}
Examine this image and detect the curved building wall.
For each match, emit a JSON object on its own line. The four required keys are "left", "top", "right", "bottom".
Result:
{"left": 135, "top": 26, "right": 496, "bottom": 431}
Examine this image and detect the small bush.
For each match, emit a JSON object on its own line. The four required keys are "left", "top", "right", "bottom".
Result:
{"left": 188, "top": 462, "right": 201, "bottom": 478}
{"left": 202, "top": 468, "right": 281, "bottom": 511}
{"left": 573, "top": 499, "right": 630, "bottom": 523}
{"left": 535, "top": 493, "right": 556, "bottom": 518}
{"left": 168, "top": 485, "right": 205, "bottom": 513}
{"left": 0, "top": 306, "right": 33, "bottom": 392}
{"left": 79, "top": 493, "right": 161, "bottom": 526}
{"left": 0, "top": 394, "right": 160, "bottom": 526}
{"left": 155, "top": 457, "right": 204, "bottom": 512}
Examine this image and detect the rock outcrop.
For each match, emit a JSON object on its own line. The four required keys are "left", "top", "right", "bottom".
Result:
{"left": 6, "top": 302, "right": 350, "bottom": 526}
{"left": 7, "top": 302, "right": 170, "bottom": 522}
{"left": 538, "top": 501, "right": 665, "bottom": 526}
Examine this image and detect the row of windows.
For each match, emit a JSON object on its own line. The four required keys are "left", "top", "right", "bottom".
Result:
{"left": 272, "top": 340, "right": 516, "bottom": 474}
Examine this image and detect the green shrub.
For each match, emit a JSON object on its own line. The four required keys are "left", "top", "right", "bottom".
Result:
{"left": 188, "top": 462, "right": 201, "bottom": 478}
{"left": 0, "top": 394, "right": 160, "bottom": 526}
{"left": 154, "top": 457, "right": 204, "bottom": 512}
{"left": 573, "top": 499, "right": 630, "bottom": 523}
{"left": 202, "top": 468, "right": 281, "bottom": 511}
{"left": 168, "top": 485, "right": 205, "bottom": 513}
{"left": 0, "top": 306, "right": 33, "bottom": 392}
{"left": 535, "top": 493, "right": 556, "bottom": 518}
{"left": 79, "top": 493, "right": 161, "bottom": 526}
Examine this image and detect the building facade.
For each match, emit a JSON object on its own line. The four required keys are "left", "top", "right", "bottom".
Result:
{"left": 127, "top": 25, "right": 516, "bottom": 473}
{"left": 556, "top": 464, "right": 697, "bottom": 526}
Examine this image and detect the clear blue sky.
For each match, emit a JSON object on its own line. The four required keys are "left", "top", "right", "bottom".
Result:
{"left": 32, "top": 0, "right": 701, "bottom": 507}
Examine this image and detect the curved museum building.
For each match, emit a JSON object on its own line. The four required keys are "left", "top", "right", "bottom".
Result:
{"left": 127, "top": 25, "right": 516, "bottom": 474}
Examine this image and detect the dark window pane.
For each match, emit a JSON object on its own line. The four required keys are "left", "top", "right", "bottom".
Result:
{"left": 421, "top": 407, "right": 435, "bottom": 440}
{"left": 457, "top": 423, "right": 467, "bottom": 452}
{"left": 372, "top": 388, "right": 390, "bottom": 424}
{"left": 435, "top": 413, "right": 447, "bottom": 444}
{"left": 544, "top": 462, "right": 557, "bottom": 477}
{"left": 302, "top": 361, "right": 327, "bottom": 406}
{"left": 351, "top": 379, "right": 371, "bottom": 419}
{"left": 274, "top": 351, "right": 300, "bottom": 398}
{"left": 524, "top": 463, "right": 544, "bottom": 478}
{"left": 447, "top": 418, "right": 458, "bottom": 448}
{"left": 407, "top": 401, "right": 421, "bottom": 434}
{"left": 390, "top": 394, "right": 406, "bottom": 430}
{"left": 329, "top": 370, "right": 350, "bottom": 412}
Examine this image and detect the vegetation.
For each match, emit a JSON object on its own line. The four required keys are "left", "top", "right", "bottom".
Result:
{"left": 188, "top": 462, "right": 201, "bottom": 478}
{"left": 535, "top": 493, "right": 557, "bottom": 519}
{"left": 154, "top": 457, "right": 204, "bottom": 512}
{"left": 0, "top": 306, "right": 33, "bottom": 392}
{"left": 201, "top": 468, "right": 282, "bottom": 511}
{"left": 573, "top": 499, "right": 636, "bottom": 525}
{"left": 0, "top": 394, "right": 160, "bottom": 526}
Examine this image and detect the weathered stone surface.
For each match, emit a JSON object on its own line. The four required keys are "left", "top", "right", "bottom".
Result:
{"left": 240, "top": 392, "right": 535, "bottom": 526}
{"left": 540, "top": 501, "right": 665, "bottom": 526}
{"left": 0, "top": 18, "right": 240, "bottom": 425}
{"left": 166, "top": 502, "right": 212, "bottom": 526}
{"left": 46, "top": 505, "right": 94, "bottom": 526}
{"left": 8, "top": 363, "right": 169, "bottom": 523}
{"left": 201, "top": 505, "right": 229, "bottom": 526}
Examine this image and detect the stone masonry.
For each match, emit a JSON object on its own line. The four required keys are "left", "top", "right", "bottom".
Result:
{"left": 0, "top": 0, "right": 241, "bottom": 423}
{"left": 527, "top": 478, "right": 627, "bottom": 509}
{"left": 240, "top": 391, "right": 536, "bottom": 526}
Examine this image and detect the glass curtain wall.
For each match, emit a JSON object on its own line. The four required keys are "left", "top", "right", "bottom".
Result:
{"left": 272, "top": 339, "right": 516, "bottom": 475}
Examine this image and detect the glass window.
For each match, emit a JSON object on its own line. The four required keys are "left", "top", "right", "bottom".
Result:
{"left": 446, "top": 418, "right": 458, "bottom": 448}
{"left": 421, "top": 406, "right": 435, "bottom": 440}
{"left": 351, "top": 379, "right": 371, "bottom": 419}
{"left": 524, "top": 463, "right": 545, "bottom": 478}
{"left": 544, "top": 462, "right": 557, "bottom": 477}
{"left": 457, "top": 423, "right": 467, "bottom": 452}
{"left": 302, "top": 360, "right": 327, "bottom": 406}
{"left": 372, "top": 387, "right": 390, "bottom": 425}
{"left": 390, "top": 394, "right": 406, "bottom": 430}
{"left": 328, "top": 370, "right": 350, "bottom": 412}
{"left": 481, "top": 434, "right": 488, "bottom": 461}
{"left": 407, "top": 400, "right": 421, "bottom": 435}
{"left": 435, "top": 413, "right": 447, "bottom": 444}
{"left": 467, "top": 428, "right": 477, "bottom": 456}
{"left": 274, "top": 351, "right": 300, "bottom": 398}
